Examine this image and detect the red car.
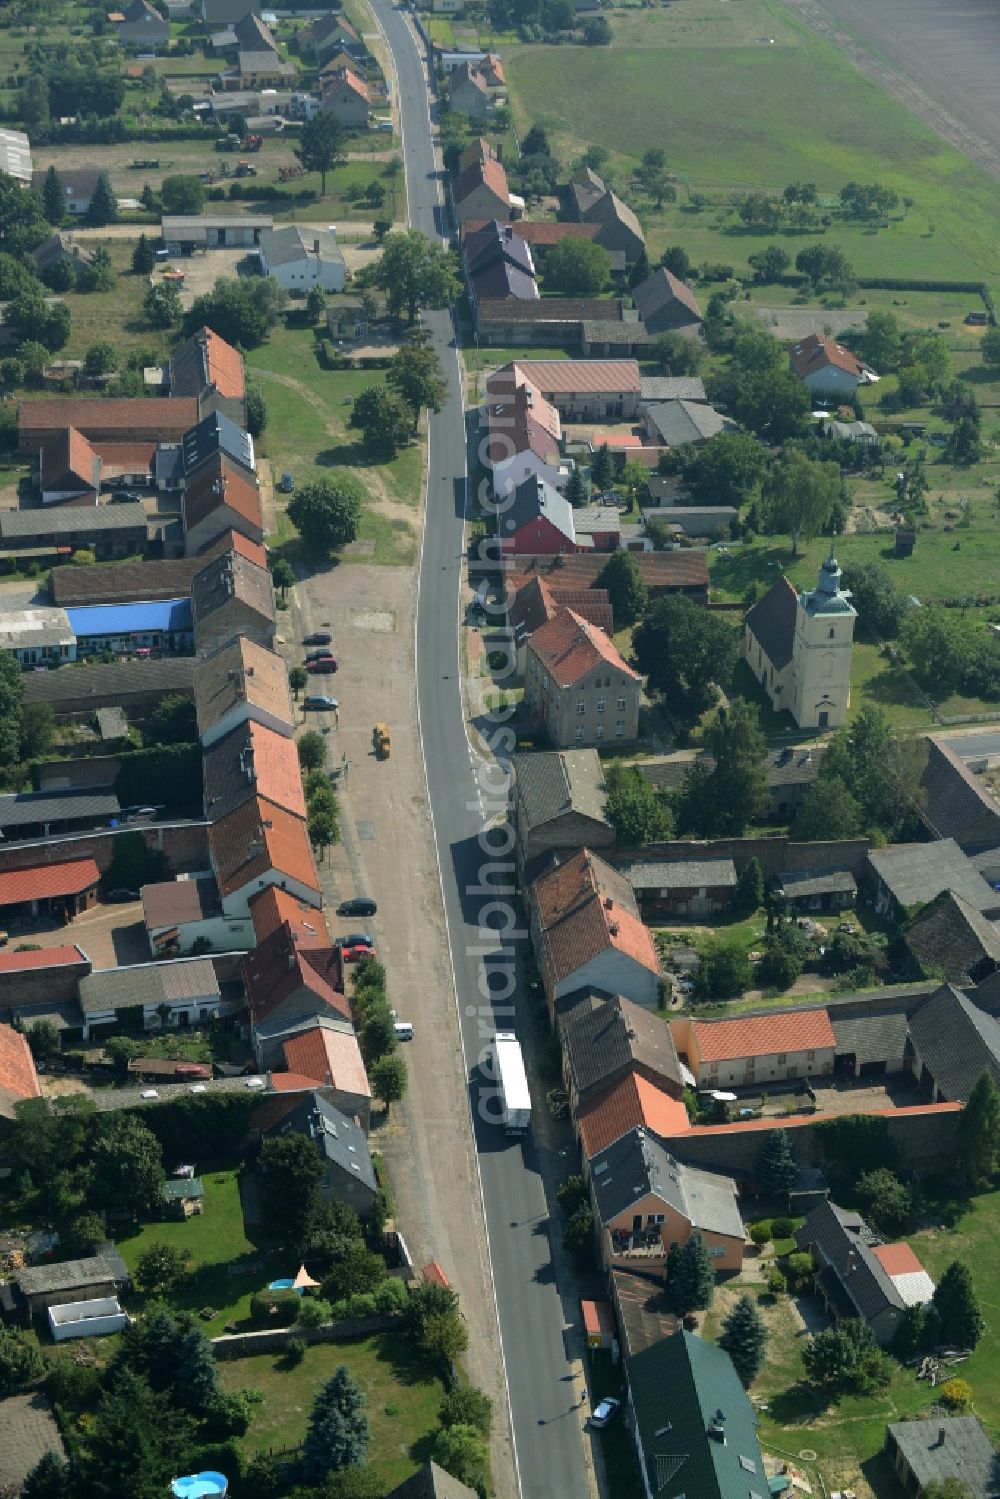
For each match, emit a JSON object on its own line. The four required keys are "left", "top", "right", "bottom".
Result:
{"left": 307, "top": 656, "right": 338, "bottom": 674}
{"left": 341, "top": 942, "right": 376, "bottom": 963}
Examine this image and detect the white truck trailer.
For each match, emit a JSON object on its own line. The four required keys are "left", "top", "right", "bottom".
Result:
{"left": 493, "top": 1031, "right": 530, "bottom": 1134}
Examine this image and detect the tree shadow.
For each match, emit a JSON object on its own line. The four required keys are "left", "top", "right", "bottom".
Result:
{"left": 767, "top": 1381, "right": 829, "bottom": 1425}
{"left": 861, "top": 1451, "right": 907, "bottom": 1498}
{"left": 373, "top": 1330, "right": 444, "bottom": 1390}
{"left": 316, "top": 441, "right": 402, "bottom": 471}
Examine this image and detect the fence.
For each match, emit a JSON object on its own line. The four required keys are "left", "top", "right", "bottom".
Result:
{"left": 211, "top": 1312, "right": 400, "bottom": 1359}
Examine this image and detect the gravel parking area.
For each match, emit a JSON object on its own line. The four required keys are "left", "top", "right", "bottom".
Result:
{"left": 0, "top": 1395, "right": 64, "bottom": 1491}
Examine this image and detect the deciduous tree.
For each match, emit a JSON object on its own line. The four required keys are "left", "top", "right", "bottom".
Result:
{"left": 89, "top": 1115, "right": 165, "bottom": 1217}
{"left": 289, "top": 476, "right": 364, "bottom": 553}
{"left": 295, "top": 112, "right": 349, "bottom": 196}
{"left": 595, "top": 548, "right": 648, "bottom": 626}
{"left": 366, "top": 229, "right": 460, "bottom": 324}
{"left": 604, "top": 764, "right": 673, "bottom": 845}
{"left": 544, "top": 237, "right": 611, "bottom": 296}
{"left": 633, "top": 594, "right": 736, "bottom": 710}
{"left": 387, "top": 336, "right": 446, "bottom": 414}
{"left": 350, "top": 383, "right": 416, "bottom": 457}
{"left": 760, "top": 448, "right": 841, "bottom": 555}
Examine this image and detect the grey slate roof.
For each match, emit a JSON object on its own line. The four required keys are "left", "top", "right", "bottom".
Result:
{"left": 632, "top": 267, "right": 702, "bottom": 327}
{"left": 919, "top": 736, "right": 1000, "bottom": 849}
{"left": 794, "top": 1200, "right": 904, "bottom": 1320}
{"left": 905, "top": 889, "right": 1000, "bottom": 983}
{"left": 831, "top": 1008, "right": 911, "bottom": 1067}
{"left": 886, "top": 1416, "right": 1000, "bottom": 1498}
{"left": 162, "top": 214, "right": 273, "bottom": 234}
{"left": 258, "top": 224, "right": 345, "bottom": 270}
{"left": 182, "top": 411, "right": 254, "bottom": 476}
{"left": 626, "top": 1330, "right": 766, "bottom": 1499}
{"left": 465, "top": 220, "right": 535, "bottom": 278}
{"left": 559, "top": 990, "right": 683, "bottom": 1099}
{"left": 868, "top": 838, "right": 1000, "bottom": 916}
{"left": 23, "top": 656, "right": 195, "bottom": 707}
{"left": 591, "top": 1127, "right": 743, "bottom": 1240}
{"left": 78, "top": 958, "right": 219, "bottom": 1015}
{"left": 777, "top": 868, "right": 857, "bottom": 899}
{"left": 620, "top": 858, "right": 736, "bottom": 891}
{"left": 16, "top": 1248, "right": 128, "bottom": 1297}
{"left": 639, "top": 375, "right": 707, "bottom": 403}
{"left": 907, "top": 983, "right": 1000, "bottom": 1100}
{"left": 644, "top": 399, "right": 725, "bottom": 447}
{"left": 507, "top": 475, "right": 577, "bottom": 545}
{"left": 0, "top": 504, "right": 146, "bottom": 539}
{"left": 744, "top": 575, "right": 798, "bottom": 671}
{"left": 0, "top": 789, "right": 120, "bottom": 831}
{"left": 266, "top": 1090, "right": 376, "bottom": 1193}
{"left": 513, "top": 749, "right": 610, "bottom": 832}
{"left": 386, "top": 1463, "right": 478, "bottom": 1499}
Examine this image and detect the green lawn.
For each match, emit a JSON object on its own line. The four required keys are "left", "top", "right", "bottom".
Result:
{"left": 58, "top": 239, "right": 170, "bottom": 365}
{"left": 247, "top": 320, "right": 421, "bottom": 566}
{"left": 115, "top": 1168, "right": 262, "bottom": 1329}
{"left": 219, "top": 1333, "right": 446, "bottom": 1486}
{"left": 504, "top": 0, "right": 1000, "bottom": 289}
{"left": 695, "top": 1189, "right": 1000, "bottom": 1496}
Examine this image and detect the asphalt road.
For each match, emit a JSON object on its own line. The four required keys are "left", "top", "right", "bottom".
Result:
{"left": 365, "top": 5, "right": 592, "bottom": 1497}
{"left": 938, "top": 730, "right": 1000, "bottom": 762}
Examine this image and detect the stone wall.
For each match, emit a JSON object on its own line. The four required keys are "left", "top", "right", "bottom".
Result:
{"left": 612, "top": 835, "right": 871, "bottom": 882}
{"left": 211, "top": 1313, "right": 400, "bottom": 1359}
{"left": 0, "top": 821, "right": 210, "bottom": 877}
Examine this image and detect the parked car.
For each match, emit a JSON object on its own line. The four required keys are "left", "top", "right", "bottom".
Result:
{"left": 279, "top": 471, "right": 295, "bottom": 492}
{"left": 303, "top": 694, "right": 339, "bottom": 711}
{"left": 307, "top": 656, "right": 338, "bottom": 674}
{"left": 303, "top": 632, "right": 332, "bottom": 646}
{"left": 336, "top": 933, "right": 374, "bottom": 948}
{"left": 587, "top": 1397, "right": 620, "bottom": 1430}
{"left": 111, "top": 489, "right": 142, "bottom": 503}
{"left": 104, "top": 888, "right": 139, "bottom": 903}
{"left": 338, "top": 897, "right": 377, "bottom": 917}
{"left": 304, "top": 648, "right": 334, "bottom": 663}
{"left": 341, "top": 942, "right": 376, "bottom": 963}
{"left": 394, "top": 1021, "right": 414, "bottom": 1041}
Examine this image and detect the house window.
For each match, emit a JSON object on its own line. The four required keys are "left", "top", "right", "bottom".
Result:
{"left": 828, "top": 627, "right": 836, "bottom": 639}
{"left": 576, "top": 699, "right": 586, "bottom": 714}
{"left": 595, "top": 726, "right": 605, "bottom": 740}
{"left": 807, "top": 1050, "right": 815, "bottom": 1061}
{"left": 777, "top": 1053, "right": 786, "bottom": 1065}
{"left": 617, "top": 696, "right": 627, "bottom": 711}
{"left": 615, "top": 720, "right": 625, "bottom": 737}
{"left": 574, "top": 725, "right": 584, "bottom": 741}
{"left": 596, "top": 697, "right": 606, "bottom": 713}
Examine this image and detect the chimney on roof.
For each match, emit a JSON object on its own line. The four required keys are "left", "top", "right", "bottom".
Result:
{"left": 604, "top": 897, "right": 613, "bottom": 910}
{"left": 246, "top": 665, "right": 254, "bottom": 678}
{"left": 609, "top": 921, "right": 619, "bottom": 937}
{"left": 313, "top": 239, "right": 320, "bottom": 254}
{"left": 936, "top": 1427, "right": 947, "bottom": 1448}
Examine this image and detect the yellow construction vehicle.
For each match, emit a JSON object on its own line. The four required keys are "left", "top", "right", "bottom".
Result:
{"left": 373, "top": 723, "right": 391, "bottom": 759}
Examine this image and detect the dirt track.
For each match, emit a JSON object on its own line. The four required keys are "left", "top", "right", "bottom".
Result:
{"left": 782, "top": 0, "right": 1000, "bottom": 183}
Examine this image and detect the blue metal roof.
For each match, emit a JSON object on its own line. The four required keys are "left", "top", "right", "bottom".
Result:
{"left": 67, "top": 598, "right": 193, "bottom": 637}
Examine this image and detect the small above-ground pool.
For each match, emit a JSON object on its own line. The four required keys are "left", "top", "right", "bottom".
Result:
{"left": 268, "top": 1279, "right": 304, "bottom": 1294}
{"left": 171, "top": 1474, "right": 228, "bottom": 1499}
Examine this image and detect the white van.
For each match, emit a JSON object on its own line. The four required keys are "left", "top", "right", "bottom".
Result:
{"left": 393, "top": 1022, "right": 414, "bottom": 1042}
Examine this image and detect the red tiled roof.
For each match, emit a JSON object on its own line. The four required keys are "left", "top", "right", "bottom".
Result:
{"left": 208, "top": 796, "right": 319, "bottom": 898}
{"left": 533, "top": 847, "right": 659, "bottom": 987}
{"left": 872, "top": 1242, "right": 925, "bottom": 1277}
{"left": 282, "top": 1024, "right": 371, "bottom": 1097}
{"left": 577, "top": 1073, "right": 689, "bottom": 1157}
{"left": 194, "top": 636, "right": 294, "bottom": 739}
{"left": 184, "top": 454, "right": 263, "bottom": 534}
{"left": 249, "top": 885, "right": 330, "bottom": 948}
{"left": 464, "top": 220, "right": 601, "bottom": 247}
{"left": 243, "top": 921, "right": 347, "bottom": 1026}
{"left": 270, "top": 1071, "right": 323, "bottom": 1092}
{"left": 483, "top": 52, "right": 506, "bottom": 85}
{"left": 518, "top": 551, "right": 709, "bottom": 592}
{"left": 0, "top": 859, "right": 100, "bottom": 907}
{"left": 454, "top": 152, "right": 510, "bottom": 209}
{"left": 0, "top": 944, "right": 87, "bottom": 971}
{"left": 324, "top": 65, "right": 370, "bottom": 102}
{"left": 529, "top": 607, "right": 639, "bottom": 690}
{"left": 0, "top": 1023, "right": 40, "bottom": 1110}
{"left": 509, "top": 358, "right": 640, "bottom": 395}
{"left": 508, "top": 575, "right": 614, "bottom": 640}
{"left": 485, "top": 369, "right": 562, "bottom": 466}
{"left": 198, "top": 327, "right": 245, "bottom": 400}
{"left": 200, "top": 528, "right": 268, "bottom": 569}
{"left": 789, "top": 331, "right": 863, "bottom": 380}
{"left": 692, "top": 1010, "right": 835, "bottom": 1063}
{"left": 19, "top": 397, "right": 198, "bottom": 436}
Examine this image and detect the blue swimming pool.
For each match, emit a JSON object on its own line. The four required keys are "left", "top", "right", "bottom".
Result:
{"left": 171, "top": 1472, "right": 228, "bottom": 1499}
{"left": 268, "top": 1279, "right": 304, "bottom": 1294}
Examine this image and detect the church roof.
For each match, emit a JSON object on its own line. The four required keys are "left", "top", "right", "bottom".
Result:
{"left": 802, "top": 553, "right": 856, "bottom": 617}
{"left": 744, "top": 576, "right": 797, "bottom": 670}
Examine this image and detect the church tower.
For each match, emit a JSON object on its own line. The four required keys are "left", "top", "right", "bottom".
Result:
{"left": 789, "top": 548, "right": 856, "bottom": 729}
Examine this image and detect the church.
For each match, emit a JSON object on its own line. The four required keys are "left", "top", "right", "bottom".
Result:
{"left": 741, "top": 551, "right": 857, "bottom": 730}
